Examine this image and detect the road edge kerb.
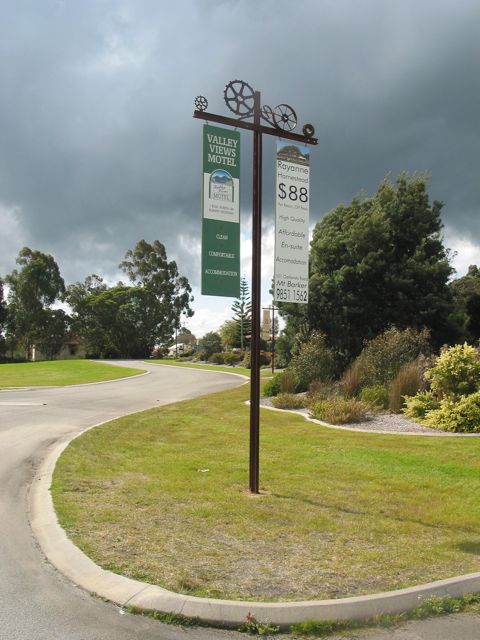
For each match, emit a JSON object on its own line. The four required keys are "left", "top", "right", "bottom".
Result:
{"left": 255, "top": 402, "right": 480, "bottom": 438}
{"left": 30, "top": 413, "right": 480, "bottom": 629}
{"left": 147, "top": 361, "right": 250, "bottom": 381}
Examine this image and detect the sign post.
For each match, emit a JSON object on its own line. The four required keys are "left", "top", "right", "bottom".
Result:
{"left": 193, "top": 82, "right": 317, "bottom": 493}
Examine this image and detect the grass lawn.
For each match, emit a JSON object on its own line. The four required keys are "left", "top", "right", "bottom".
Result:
{"left": 52, "top": 383, "right": 480, "bottom": 602}
{"left": 148, "top": 358, "right": 273, "bottom": 378}
{"left": 0, "top": 360, "right": 145, "bottom": 388}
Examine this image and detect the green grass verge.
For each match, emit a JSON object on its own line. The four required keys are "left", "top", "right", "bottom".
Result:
{"left": 124, "top": 593, "right": 480, "bottom": 636}
{"left": 52, "top": 383, "right": 480, "bottom": 603}
{"left": 148, "top": 358, "right": 273, "bottom": 378}
{"left": 289, "top": 593, "right": 480, "bottom": 637}
{"left": 0, "top": 360, "right": 145, "bottom": 388}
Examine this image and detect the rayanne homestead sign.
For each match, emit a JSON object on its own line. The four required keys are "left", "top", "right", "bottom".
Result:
{"left": 201, "top": 124, "right": 240, "bottom": 297}
{"left": 274, "top": 141, "right": 310, "bottom": 304}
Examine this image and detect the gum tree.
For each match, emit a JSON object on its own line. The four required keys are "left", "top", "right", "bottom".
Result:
{"left": 6, "top": 247, "right": 66, "bottom": 359}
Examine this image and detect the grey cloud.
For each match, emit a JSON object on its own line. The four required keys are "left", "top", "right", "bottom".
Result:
{"left": 0, "top": 0, "right": 479, "bottom": 289}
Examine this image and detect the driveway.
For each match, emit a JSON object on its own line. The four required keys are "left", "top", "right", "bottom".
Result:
{"left": 1, "top": 360, "right": 479, "bottom": 639}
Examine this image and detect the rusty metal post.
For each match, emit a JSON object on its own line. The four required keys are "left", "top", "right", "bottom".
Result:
{"left": 271, "top": 306, "right": 275, "bottom": 374}
{"left": 249, "top": 90, "right": 262, "bottom": 494}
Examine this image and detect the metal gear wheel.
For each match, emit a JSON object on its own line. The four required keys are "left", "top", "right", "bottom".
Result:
{"left": 273, "top": 103, "right": 297, "bottom": 132}
{"left": 224, "top": 80, "right": 255, "bottom": 116}
{"left": 194, "top": 95, "right": 208, "bottom": 112}
{"left": 260, "top": 104, "right": 274, "bottom": 126}
{"left": 302, "top": 123, "right": 315, "bottom": 138}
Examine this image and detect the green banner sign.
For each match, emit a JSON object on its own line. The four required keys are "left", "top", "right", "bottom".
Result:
{"left": 201, "top": 124, "right": 240, "bottom": 297}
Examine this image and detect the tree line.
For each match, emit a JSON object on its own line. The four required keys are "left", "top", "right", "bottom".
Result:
{"left": 276, "top": 173, "right": 480, "bottom": 370}
{"left": 0, "top": 239, "right": 193, "bottom": 361}
{"left": 1, "top": 174, "right": 478, "bottom": 366}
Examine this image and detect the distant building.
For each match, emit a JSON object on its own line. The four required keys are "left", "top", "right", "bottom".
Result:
{"left": 31, "top": 334, "right": 86, "bottom": 361}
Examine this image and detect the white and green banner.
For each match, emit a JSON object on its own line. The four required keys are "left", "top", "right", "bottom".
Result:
{"left": 201, "top": 124, "right": 240, "bottom": 297}
{"left": 274, "top": 141, "right": 310, "bottom": 304}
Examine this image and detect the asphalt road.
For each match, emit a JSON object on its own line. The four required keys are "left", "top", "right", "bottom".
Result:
{"left": 1, "top": 360, "right": 479, "bottom": 640}
{"left": 0, "top": 361, "right": 247, "bottom": 640}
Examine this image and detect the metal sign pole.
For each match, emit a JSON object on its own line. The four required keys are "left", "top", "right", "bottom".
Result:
{"left": 193, "top": 81, "right": 317, "bottom": 493}
{"left": 272, "top": 306, "right": 276, "bottom": 374}
{"left": 249, "top": 90, "right": 262, "bottom": 493}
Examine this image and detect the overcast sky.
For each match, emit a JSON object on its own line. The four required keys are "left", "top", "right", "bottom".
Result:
{"left": 1, "top": 0, "right": 479, "bottom": 336}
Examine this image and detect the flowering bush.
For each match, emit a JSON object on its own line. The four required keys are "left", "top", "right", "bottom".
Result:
{"left": 423, "top": 392, "right": 480, "bottom": 433}
{"left": 403, "top": 390, "right": 440, "bottom": 420}
{"left": 425, "top": 343, "right": 480, "bottom": 399}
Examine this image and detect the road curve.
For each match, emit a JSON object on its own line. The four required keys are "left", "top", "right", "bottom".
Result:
{"left": 0, "top": 361, "right": 246, "bottom": 640}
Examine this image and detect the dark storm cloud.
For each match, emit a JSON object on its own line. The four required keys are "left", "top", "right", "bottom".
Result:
{"left": 0, "top": 0, "right": 479, "bottom": 287}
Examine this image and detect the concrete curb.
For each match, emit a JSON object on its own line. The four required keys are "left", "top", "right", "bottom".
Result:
{"left": 257, "top": 402, "right": 480, "bottom": 437}
{"left": 29, "top": 417, "right": 480, "bottom": 629}
{"left": 147, "top": 361, "right": 250, "bottom": 381}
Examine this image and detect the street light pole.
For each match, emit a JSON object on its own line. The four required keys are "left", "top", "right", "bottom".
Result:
{"left": 193, "top": 81, "right": 317, "bottom": 493}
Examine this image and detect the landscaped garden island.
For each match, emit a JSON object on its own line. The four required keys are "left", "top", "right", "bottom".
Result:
{"left": 51, "top": 336, "right": 480, "bottom": 603}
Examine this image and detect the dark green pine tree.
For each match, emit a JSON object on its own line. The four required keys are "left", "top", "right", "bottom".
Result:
{"left": 279, "top": 173, "right": 457, "bottom": 365}
{"left": 232, "top": 276, "right": 252, "bottom": 352}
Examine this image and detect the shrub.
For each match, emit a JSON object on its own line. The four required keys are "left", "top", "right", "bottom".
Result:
{"left": 263, "top": 372, "right": 284, "bottom": 397}
{"left": 280, "top": 369, "right": 298, "bottom": 394}
{"left": 354, "top": 327, "right": 431, "bottom": 388}
{"left": 289, "top": 332, "right": 337, "bottom": 392}
{"left": 310, "top": 397, "right": 370, "bottom": 424}
{"left": 223, "top": 352, "right": 241, "bottom": 366}
{"left": 423, "top": 392, "right": 480, "bottom": 432}
{"left": 424, "top": 343, "right": 480, "bottom": 400}
{"left": 201, "top": 331, "right": 222, "bottom": 359}
{"left": 271, "top": 393, "right": 307, "bottom": 410}
{"left": 263, "top": 370, "right": 301, "bottom": 397}
{"left": 360, "top": 385, "right": 389, "bottom": 410}
{"left": 403, "top": 391, "right": 440, "bottom": 421}
{"left": 208, "top": 352, "right": 224, "bottom": 364}
{"left": 340, "top": 361, "right": 362, "bottom": 398}
{"left": 306, "top": 379, "right": 337, "bottom": 404}
{"left": 261, "top": 351, "right": 272, "bottom": 367}
{"left": 242, "top": 351, "right": 270, "bottom": 369}
{"left": 388, "top": 359, "right": 424, "bottom": 413}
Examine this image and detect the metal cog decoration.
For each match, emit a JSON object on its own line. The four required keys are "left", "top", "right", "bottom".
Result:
{"left": 194, "top": 95, "right": 208, "bottom": 112}
{"left": 194, "top": 80, "right": 316, "bottom": 143}
{"left": 260, "top": 104, "right": 274, "bottom": 126}
{"left": 273, "top": 103, "right": 297, "bottom": 132}
{"left": 224, "top": 80, "right": 255, "bottom": 116}
{"left": 302, "top": 123, "right": 315, "bottom": 138}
